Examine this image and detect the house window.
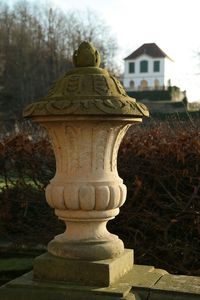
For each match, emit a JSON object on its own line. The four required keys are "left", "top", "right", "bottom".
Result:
{"left": 154, "top": 60, "right": 160, "bottom": 72}
{"left": 140, "top": 60, "right": 148, "bottom": 73}
{"left": 129, "top": 62, "right": 135, "bottom": 73}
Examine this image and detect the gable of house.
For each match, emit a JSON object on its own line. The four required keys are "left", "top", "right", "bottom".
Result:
{"left": 124, "top": 43, "right": 172, "bottom": 61}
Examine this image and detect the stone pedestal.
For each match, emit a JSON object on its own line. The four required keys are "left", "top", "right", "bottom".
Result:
{"left": 33, "top": 249, "right": 133, "bottom": 287}
{"left": 0, "top": 42, "right": 150, "bottom": 299}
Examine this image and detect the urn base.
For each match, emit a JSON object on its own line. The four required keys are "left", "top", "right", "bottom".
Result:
{"left": 47, "top": 236, "right": 124, "bottom": 260}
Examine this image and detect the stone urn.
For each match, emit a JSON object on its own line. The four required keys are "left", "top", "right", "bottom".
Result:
{"left": 24, "top": 41, "right": 149, "bottom": 262}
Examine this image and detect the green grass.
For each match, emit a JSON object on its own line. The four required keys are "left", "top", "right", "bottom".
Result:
{"left": 0, "top": 258, "right": 33, "bottom": 272}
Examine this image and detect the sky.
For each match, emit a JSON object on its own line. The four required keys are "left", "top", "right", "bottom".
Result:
{"left": 7, "top": 0, "right": 200, "bottom": 102}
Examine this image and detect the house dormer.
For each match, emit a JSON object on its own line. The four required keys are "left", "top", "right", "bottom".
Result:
{"left": 123, "top": 43, "right": 174, "bottom": 91}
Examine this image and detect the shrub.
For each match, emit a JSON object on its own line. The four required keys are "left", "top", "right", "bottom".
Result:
{"left": 114, "top": 119, "right": 200, "bottom": 275}
{"left": 0, "top": 118, "right": 200, "bottom": 275}
{"left": 0, "top": 134, "right": 63, "bottom": 245}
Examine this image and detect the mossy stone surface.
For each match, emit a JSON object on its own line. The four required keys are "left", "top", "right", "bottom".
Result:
{"left": 148, "top": 274, "right": 200, "bottom": 300}
{"left": 0, "top": 271, "right": 138, "bottom": 300}
{"left": 1, "top": 263, "right": 200, "bottom": 300}
{"left": 23, "top": 42, "right": 149, "bottom": 118}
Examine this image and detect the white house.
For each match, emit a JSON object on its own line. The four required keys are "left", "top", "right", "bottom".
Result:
{"left": 123, "top": 43, "right": 175, "bottom": 91}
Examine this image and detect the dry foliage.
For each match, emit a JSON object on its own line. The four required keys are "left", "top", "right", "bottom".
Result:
{"left": 0, "top": 134, "right": 61, "bottom": 244}
{"left": 0, "top": 119, "right": 200, "bottom": 275}
{"left": 115, "top": 119, "right": 200, "bottom": 275}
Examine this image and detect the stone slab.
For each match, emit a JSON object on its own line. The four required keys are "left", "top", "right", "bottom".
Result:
{"left": 1, "top": 264, "right": 200, "bottom": 300}
{"left": 153, "top": 274, "right": 200, "bottom": 294}
{"left": 149, "top": 274, "right": 200, "bottom": 300}
{"left": 149, "top": 292, "right": 200, "bottom": 300}
{"left": 33, "top": 249, "right": 134, "bottom": 287}
{"left": 122, "top": 264, "right": 168, "bottom": 300}
{"left": 127, "top": 270, "right": 200, "bottom": 300}
{"left": 123, "top": 264, "right": 168, "bottom": 288}
{"left": 0, "top": 271, "right": 139, "bottom": 300}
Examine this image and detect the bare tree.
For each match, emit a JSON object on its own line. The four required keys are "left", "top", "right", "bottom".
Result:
{"left": 0, "top": 1, "right": 119, "bottom": 123}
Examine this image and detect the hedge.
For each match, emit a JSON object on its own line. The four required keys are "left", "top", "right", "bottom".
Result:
{"left": 0, "top": 118, "right": 199, "bottom": 275}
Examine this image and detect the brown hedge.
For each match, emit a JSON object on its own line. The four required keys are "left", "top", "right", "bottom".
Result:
{"left": 0, "top": 119, "right": 199, "bottom": 275}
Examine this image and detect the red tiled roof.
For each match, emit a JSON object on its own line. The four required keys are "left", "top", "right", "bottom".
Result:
{"left": 124, "top": 43, "right": 172, "bottom": 60}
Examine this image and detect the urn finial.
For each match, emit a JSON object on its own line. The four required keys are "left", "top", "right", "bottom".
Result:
{"left": 73, "top": 41, "right": 101, "bottom": 67}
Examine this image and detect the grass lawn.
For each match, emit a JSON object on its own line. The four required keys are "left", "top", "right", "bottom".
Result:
{"left": 0, "top": 257, "right": 33, "bottom": 286}
{"left": 0, "top": 258, "right": 33, "bottom": 272}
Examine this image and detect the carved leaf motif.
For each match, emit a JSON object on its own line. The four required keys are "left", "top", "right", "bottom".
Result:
{"left": 52, "top": 101, "right": 72, "bottom": 110}
{"left": 50, "top": 128, "right": 63, "bottom": 172}
{"left": 94, "top": 99, "right": 121, "bottom": 114}
{"left": 111, "top": 76, "right": 127, "bottom": 96}
{"left": 111, "top": 125, "right": 131, "bottom": 171}
{"left": 79, "top": 128, "right": 92, "bottom": 170}
{"left": 23, "top": 103, "right": 36, "bottom": 117}
{"left": 95, "top": 128, "right": 108, "bottom": 170}
{"left": 46, "top": 100, "right": 79, "bottom": 114}
{"left": 136, "top": 102, "right": 149, "bottom": 116}
{"left": 24, "top": 97, "right": 147, "bottom": 116}
{"left": 107, "top": 99, "right": 123, "bottom": 108}
{"left": 81, "top": 100, "right": 91, "bottom": 109}
{"left": 66, "top": 76, "right": 81, "bottom": 93}
{"left": 104, "top": 99, "right": 118, "bottom": 108}
{"left": 93, "top": 75, "right": 109, "bottom": 95}
{"left": 65, "top": 126, "right": 79, "bottom": 172}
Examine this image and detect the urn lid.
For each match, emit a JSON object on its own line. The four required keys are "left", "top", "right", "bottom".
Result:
{"left": 23, "top": 41, "right": 149, "bottom": 118}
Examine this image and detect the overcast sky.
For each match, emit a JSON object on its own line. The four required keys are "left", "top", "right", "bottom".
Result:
{"left": 7, "top": 0, "right": 200, "bottom": 101}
